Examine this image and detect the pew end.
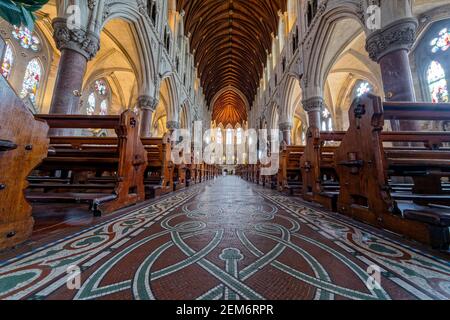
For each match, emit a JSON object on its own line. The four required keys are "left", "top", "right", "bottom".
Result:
{"left": 0, "top": 77, "right": 49, "bottom": 250}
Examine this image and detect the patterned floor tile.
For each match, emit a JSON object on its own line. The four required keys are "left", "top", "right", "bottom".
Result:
{"left": 0, "top": 177, "right": 449, "bottom": 300}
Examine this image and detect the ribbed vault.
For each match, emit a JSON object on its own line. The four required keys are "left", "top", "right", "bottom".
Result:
{"left": 177, "top": 0, "right": 286, "bottom": 125}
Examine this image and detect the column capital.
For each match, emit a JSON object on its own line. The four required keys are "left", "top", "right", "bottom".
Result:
{"left": 52, "top": 18, "right": 100, "bottom": 61}
{"left": 138, "top": 95, "right": 159, "bottom": 111}
{"left": 366, "top": 17, "right": 418, "bottom": 63}
{"left": 302, "top": 96, "right": 324, "bottom": 113}
{"left": 279, "top": 122, "right": 293, "bottom": 131}
{"left": 167, "top": 121, "right": 180, "bottom": 130}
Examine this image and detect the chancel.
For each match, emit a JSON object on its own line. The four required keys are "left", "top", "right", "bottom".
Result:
{"left": 0, "top": 0, "right": 450, "bottom": 302}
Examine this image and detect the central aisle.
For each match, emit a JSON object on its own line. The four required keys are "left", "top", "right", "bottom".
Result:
{"left": 1, "top": 176, "right": 449, "bottom": 300}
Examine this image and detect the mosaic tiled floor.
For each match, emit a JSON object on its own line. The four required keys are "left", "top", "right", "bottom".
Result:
{"left": 0, "top": 176, "right": 449, "bottom": 300}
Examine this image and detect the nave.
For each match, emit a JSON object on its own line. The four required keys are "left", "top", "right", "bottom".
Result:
{"left": 1, "top": 176, "right": 449, "bottom": 300}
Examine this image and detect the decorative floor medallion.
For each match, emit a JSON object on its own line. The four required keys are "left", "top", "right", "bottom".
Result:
{"left": 0, "top": 177, "right": 449, "bottom": 300}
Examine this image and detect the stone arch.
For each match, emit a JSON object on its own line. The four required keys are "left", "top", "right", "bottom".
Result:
{"left": 84, "top": 17, "right": 144, "bottom": 114}
{"left": 158, "top": 74, "right": 180, "bottom": 128}
{"left": 322, "top": 29, "right": 382, "bottom": 130}
{"left": 179, "top": 100, "right": 193, "bottom": 132}
{"left": 268, "top": 103, "right": 280, "bottom": 131}
{"left": 102, "top": 2, "right": 158, "bottom": 98}
{"left": 281, "top": 74, "right": 303, "bottom": 124}
{"left": 303, "top": 2, "right": 366, "bottom": 98}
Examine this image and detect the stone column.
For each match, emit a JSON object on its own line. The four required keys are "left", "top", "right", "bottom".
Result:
{"left": 366, "top": 18, "right": 418, "bottom": 130}
{"left": 302, "top": 96, "right": 323, "bottom": 129}
{"left": 50, "top": 18, "right": 100, "bottom": 115}
{"left": 167, "top": 121, "right": 180, "bottom": 133}
{"left": 279, "top": 122, "right": 293, "bottom": 145}
{"left": 167, "top": 121, "right": 180, "bottom": 143}
{"left": 138, "top": 95, "right": 158, "bottom": 138}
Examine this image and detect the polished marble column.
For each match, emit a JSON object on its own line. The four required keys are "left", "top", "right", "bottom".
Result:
{"left": 50, "top": 18, "right": 100, "bottom": 115}
{"left": 366, "top": 18, "right": 418, "bottom": 130}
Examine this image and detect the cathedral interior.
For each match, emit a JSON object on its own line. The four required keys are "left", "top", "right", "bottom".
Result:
{"left": 0, "top": 0, "right": 450, "bottom": 301}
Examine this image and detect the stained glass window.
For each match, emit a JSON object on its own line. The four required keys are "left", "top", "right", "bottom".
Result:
{"left": 83, "top": 79, "right": 110, "bottom": 115}
{"left": 427, "top": 61, "right": 449, "bottom": 103}
{"left": 87, "top": 93, "right": 96, "bottom": 115}
{"left": 20, "top": 59, "right": 41, "bottom": 105}
{"left": 216, "top": 128, "right": 223, "bottom": 144}
{"left": 1, "top": 43, "right": 14, "bottom": 79}
{"left": 12, "top": 25, "right": 41, "bottom": 52}
{"left": 95, "top": 79, "right": 107, "bottom": 96}
{"left": 236, "top": 128, "right": 243, "bottom": 145}
{"left": 226, "top": 129, "right": 233, "bottom": 145}
{"left": 356, "top": 81, "right": 371, "bottom": 97}
{"left": 430, "top": 28, "right": 450, "bottom": 53}
{"left": 321, "top": 108, "right": 332, "bottom": 131}
{"left": 100, "top": 100, "right": 108, "bottom": 115}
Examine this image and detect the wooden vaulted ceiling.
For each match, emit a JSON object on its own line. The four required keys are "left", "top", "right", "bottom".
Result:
{"left": 177, "top": 0, "right": 286, "bottom": 125}
{"left": 211, "top": 91, "right": 247, "bottom": 126}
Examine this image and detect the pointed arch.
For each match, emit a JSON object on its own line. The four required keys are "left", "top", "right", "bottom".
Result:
{"left": 101, "top": 2, "right": 158, "bottom": 98}
{"left": 281, "top": 74, "right": 303, "bottom": 123}
{"left": 303, "top": 4, "right": 366, "bottom": 98}
{"left": 159, "top": 74, "right": 180, "bottom": 123}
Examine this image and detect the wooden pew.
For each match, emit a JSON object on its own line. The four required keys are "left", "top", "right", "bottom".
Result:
{"left": 172, "top": 144, "right": 187, "bottom": 191}
{"left": 300, "top": 128, "right": 449, "bottom": 212}
{"left": 141, "top": 136, "right": 173, "bottom": 198}
{"left": 186, "top": 161, "right": 194, "bottom": 187}
{"left": 253, "top": 163, "right": 260, "bottom": 184}
{"left": 277, "top": 145, "right": 304, "bottom": 195}
{"left": 184, "top": 145, "right": 197, "bottom": 187}
{"left": 300, "top": 128, "right": 344, "bottom": 211}
{"left": 28, "top": 110, "right": 147, "bottom": 216}
{"left": 236, "top": 165, "right": 248, "bottom": 180}
{"left": 199, "top": 163, "right": 205, "bottom": 182}
{"left": 335, "top": 94, "right": 450, "bottom": 249}
{"left": 258, "top": 152, "right": 278, "bottom": 189}
{"left": 0, "top": 77, "right": 49, "bottom": 250}
{"left": 243, "top": 165, "right": 250, "bottom": 181}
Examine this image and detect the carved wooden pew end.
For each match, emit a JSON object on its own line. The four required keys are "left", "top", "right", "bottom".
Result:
{"left": 0, "top": 77, "right": 49, "bottom": 250}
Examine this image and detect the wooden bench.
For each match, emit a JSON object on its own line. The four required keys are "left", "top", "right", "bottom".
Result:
{"left": 335, "top": 94, "right": 450, "bottom": 249}
{"left": 300, "top": 128, "right": 344, "bottom": 211}
{"left": 184, "top": 145, "right": 197, "bottom": 187}
{"left": 28, "top": 110, "right": 147, "bottom": 216}
{"left": 141, "top": 136, "right": 173, "bottom": 198}
{"left": 253, "top": 163, "right": 260, "bottom": 184}
{"left": 173, "top": 146, "right": 187, "bottom": 191}
{"left": 278, "top": 145, "right": 304, "bottom": 195}
{"left": 0, "top": 77, "right": 49, "bottom": 250}
{"left": 300, "top": 129, "right": 449, "bottom": 212}
{"left": 236, "top": 165, "right": 248, "bottom": 180}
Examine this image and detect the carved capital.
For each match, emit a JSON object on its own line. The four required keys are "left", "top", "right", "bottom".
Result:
{"left": 366, "top": 17, "right": 418, "bottom": 62}
{"left": 302, "top": 96, "right": 323, "bottom": 113}
{"left": 166, "top": 121, "right": 180, "bottom": 130}
{"left": 137, "top": 95, "right": 158, "bottom": 111}
{"left": 52, "top": 18, "right": 100, "bottom": 61}
{"left": 279, "top": 122, "right": 293, "bottom": 131}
